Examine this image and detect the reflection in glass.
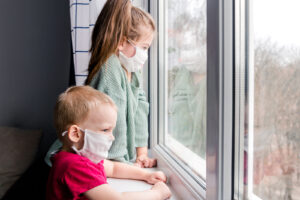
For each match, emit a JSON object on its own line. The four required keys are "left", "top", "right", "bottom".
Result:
{"left": 166, "top": 0, "right": 207, "bottom": 176}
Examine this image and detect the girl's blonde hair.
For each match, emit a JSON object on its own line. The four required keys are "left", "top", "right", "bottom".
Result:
{"left": 54, "top": 86, "right": 116, "bottom": 140}
{"left": 85, "top": 0, "right": 156, "bottom": 84}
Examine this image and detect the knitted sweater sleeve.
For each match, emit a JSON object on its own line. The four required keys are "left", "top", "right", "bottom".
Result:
{"left": 134, "top": 72, "right": 149, "bottom": 147}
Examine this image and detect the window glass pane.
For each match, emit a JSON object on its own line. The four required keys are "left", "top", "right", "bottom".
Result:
{"left": 165, "top": 0, "right": 206, "bottom": 178}
{"left": 132, "top": 0, "right": 149, "bottom": 96}
{"left": 132, "top": 0, "right": 147, "bottom": 8}
{"left": 248, "top": 0, "right": 300, "bottom": 199}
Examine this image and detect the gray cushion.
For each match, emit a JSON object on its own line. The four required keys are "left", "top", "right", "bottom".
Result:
{"left": 0, "top": 127, "right": 42, "bottom": 198}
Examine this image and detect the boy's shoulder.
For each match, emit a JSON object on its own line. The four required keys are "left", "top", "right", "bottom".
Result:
{"left": 52, "top": 151, "right": 95, "bottom": 171}
{"left": 48, "top": 152, "right": 107, "bottom": 199}
{"left": 51, "top": 151, "right": 106, "bottom": 181}
{"left": 53, "top": 151, "right": 105, "bottom": 166}
{"left": 52, "top": 151, "right": 80, "bottom": 166}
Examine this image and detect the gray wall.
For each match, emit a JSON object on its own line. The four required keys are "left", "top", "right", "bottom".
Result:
{"left": 0, "top": 0, "right": 71, "bottom": 157}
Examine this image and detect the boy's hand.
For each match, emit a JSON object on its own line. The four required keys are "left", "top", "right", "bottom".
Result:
{"left": 151, "top": 181, "right": 172, "bottom": 200}
{"left": 145, "top": 171, "right": 167, "bottom": 184}
{"left": 135, "top": 154, "right": 157, "bottom": 168}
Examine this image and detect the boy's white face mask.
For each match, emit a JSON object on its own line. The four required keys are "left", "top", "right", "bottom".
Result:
{"left": 62, "top": 128, "right": 114, "bottom": 164}
{"left": 119, "top": 40, "right": 148, "bottom": 72}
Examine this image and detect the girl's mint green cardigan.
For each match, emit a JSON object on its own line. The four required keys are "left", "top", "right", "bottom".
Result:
{"left": 45, "top": 55, "right": 149, "bottom": 166}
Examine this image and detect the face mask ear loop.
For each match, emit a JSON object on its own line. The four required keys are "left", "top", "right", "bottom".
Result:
{"left": 127, "top": 39, "right": 136, "bottom": 47}
{"left": 127, "top": 39, "right": 137, "bottom": 57}
{"left": 78, "top": 127, "right": 85, "bottom": 133}
{"left": 62, "top": 131, "right": 68, "bottom": 137}
{"left": 77, "top": 127, "right": 86, "bottom": 142}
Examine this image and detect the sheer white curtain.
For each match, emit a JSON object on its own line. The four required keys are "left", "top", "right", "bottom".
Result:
{"left": 69, "top": 0, "right": 106, "bottom": 85}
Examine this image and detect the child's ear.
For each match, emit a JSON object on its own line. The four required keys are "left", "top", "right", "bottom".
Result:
{"left": 68, "top": 125, "right": 82, "bottom": 143}
{"left": 117, "top": 37, "right": 127, "bottom": 51}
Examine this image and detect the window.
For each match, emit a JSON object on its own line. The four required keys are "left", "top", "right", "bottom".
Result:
{"left": 165, "top": 0, "right": 207, "bottom": 178}
{"left": 244, "top": 0, "right": 300, "bottom": 199}
{"left": 132, "top": 0, "right": 147, "bottom": 8}
{"left": 150, "top": 0, "right": 300, "bottom": 199}
{"left": 150, "top": 0, "right": 233, "bottom": 199}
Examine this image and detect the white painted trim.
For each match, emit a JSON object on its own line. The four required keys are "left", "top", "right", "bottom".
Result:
{"left": 247, "top": 0, "right": 255, "bottom": 198}
{"left": 153, "top": 145, "right": 206, "bottom": 200}
{"left": 165, "top": 134, "right": 206, "bottom": 179}
{"left": 249, "top": 193, "right": 263, "bottom": 200}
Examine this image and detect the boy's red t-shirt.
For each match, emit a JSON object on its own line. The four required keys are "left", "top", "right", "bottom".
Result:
{"left": 46, "top": 151, "right": 107, "bottom": 200}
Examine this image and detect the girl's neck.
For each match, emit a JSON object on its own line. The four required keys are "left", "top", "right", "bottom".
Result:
{"left": 126, "top": 71, "right": 132, "bottom": 82}
{"left": 121, "top": 65, "right": 132, "bottom": 82}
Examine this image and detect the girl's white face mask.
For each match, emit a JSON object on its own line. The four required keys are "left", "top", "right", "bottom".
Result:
{"left": 119, "top": 40, "right": 148, "bottom": 72}
{"left": 62, "top": 128, "right": 114, "bottom": 164}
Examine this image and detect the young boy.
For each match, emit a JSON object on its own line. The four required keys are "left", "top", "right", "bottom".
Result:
{"left": 46, "top": 86, "right": 171, "bottom": 200}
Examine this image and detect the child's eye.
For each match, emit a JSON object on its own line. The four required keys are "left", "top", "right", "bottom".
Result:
{"left": 103, "top": 129, "right": 109, "bottom": 132}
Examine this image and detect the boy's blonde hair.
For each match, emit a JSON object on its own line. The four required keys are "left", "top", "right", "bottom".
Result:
{"left": 54, "top": 86, "right": 116, "bottom": 140}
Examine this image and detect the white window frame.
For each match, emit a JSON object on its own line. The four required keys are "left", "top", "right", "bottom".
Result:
{"left": 233, "top": 0, "right": 263, "bottom": 199}
{"left": 148, "top": 0, "right": 234, "bottom": 199}
{"left": 233, "top": 0, "right": 247, "bottom": 199}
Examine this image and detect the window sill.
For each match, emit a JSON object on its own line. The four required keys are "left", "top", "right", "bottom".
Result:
{"left": 108, "top": 168, "right": 179, "bottom": 200}
{"left": 152, "top": 146, "right": 206, "bottom": 200}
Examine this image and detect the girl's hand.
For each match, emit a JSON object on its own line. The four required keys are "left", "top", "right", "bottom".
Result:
{"left": 135, "top": 154, "right": 157, "bottom": 168}
{"left": 145, "top": 171, "right": 167, "bottom": 184}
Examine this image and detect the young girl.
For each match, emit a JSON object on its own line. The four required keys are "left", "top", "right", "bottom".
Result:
{"left": 85, "top": 0, "right": 156, "bottom": 167}
{"left": 45, "top": 0, "right": 155, "bottom": 168}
